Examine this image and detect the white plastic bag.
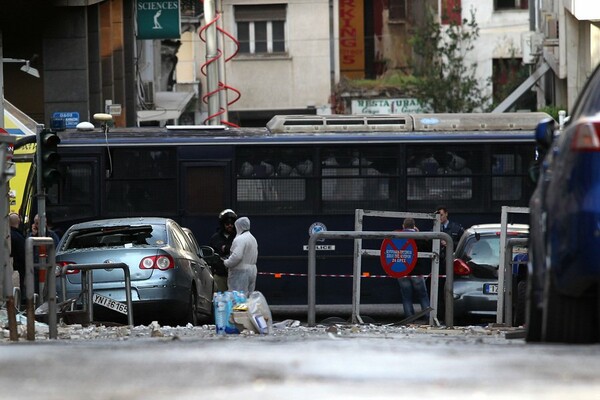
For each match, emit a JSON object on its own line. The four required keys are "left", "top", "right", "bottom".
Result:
{"left": 246, "top": 291, "right": 273, "bottom": 334}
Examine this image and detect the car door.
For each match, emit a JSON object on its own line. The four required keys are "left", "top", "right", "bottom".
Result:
{"left": 172, "top": 223, "right": 213, "bottom": 309}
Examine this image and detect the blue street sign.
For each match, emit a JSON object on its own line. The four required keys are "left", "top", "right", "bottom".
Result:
{"left": 52, "top": 112, "right": 80, "bottom": 129}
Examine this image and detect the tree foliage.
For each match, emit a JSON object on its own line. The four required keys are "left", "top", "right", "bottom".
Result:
{"left": 410, "top": 7, "right": 490, "bottom": 113}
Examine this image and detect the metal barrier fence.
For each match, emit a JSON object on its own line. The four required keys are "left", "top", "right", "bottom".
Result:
{"left": 58, "top": 263, "right": 134, "bottom": 327}
{"left": 353, "top": 209, "right": 441, "bottom": 325}
{"left": 307, "top": 230, "right": 454, "bottom": 327}
{"left": 23, "top": 238, "right": 134, "bottom": 340}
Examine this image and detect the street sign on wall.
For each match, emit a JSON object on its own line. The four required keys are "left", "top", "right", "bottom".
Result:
{"left": 137, "top": 0, "right": 181, "bottom": 40}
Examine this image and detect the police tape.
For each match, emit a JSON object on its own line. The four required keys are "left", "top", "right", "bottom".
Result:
{"left": 257, "top": 271, "right": 447, "bottom": 279}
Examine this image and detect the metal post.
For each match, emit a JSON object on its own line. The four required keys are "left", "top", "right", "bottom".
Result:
{"left": 504, "top": 238, "right": 528, "bottom": 327}
{"left": 351, "top": 209, "right": 364, "bottom": 324}
{"left": 308, "top": 230, "right": 454, "bottom": 327}
{"left": 25, "top": 237, "right": 57, "bottom": 340}
{"left": 1, "top": 138, "right": 9, "bottom": 300}
{"left": 431, "top": 215, "right": 441, "bottom": 326}
{"left": 24, "top": 242, "right": 35, "bottom": 341}
{"left": 215, "top": 0, "right": 229, "bottom": 123}
{"left": 0, "top": 29, "right": 4, "bottom": 130}
{"left": 35, "top": 124, "right": 46, "bottom": 237}
{"left": 497, "top": 209, "right": 508, "bottom": 324}
{"left": 203, "top": 0, "right": 221, "bottom": 125}
{"left": 34, "top": 123, "right": 46, "bottom": 301}
{"left": 46, "top": 243, "right": 57, "bottom": 336}
{"left": 497, "top": 206, "right": 529, "bottom": 324}
{"left": 0, "top": 28, "right": 4, "bottom": 128}
{"left": 86, "top": 270, "right": 93, "bottom": 323}
{"left": 1, "top": 133, "right": 17, "bottom": 340}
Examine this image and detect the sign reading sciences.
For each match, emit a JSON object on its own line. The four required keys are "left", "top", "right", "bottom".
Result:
{"left": 137, "top": 0, "right": 181, "bottom": 40}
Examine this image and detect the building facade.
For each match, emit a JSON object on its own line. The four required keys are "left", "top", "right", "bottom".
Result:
{"left": 535, "top": 0, "right": 600, "bottom": 111}
{"left": 1, "top": 0, "right": 598, "bottom": 129}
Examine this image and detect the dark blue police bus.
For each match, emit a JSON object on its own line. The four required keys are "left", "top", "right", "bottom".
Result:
{"left": 43, "top": 112, "right": 547, "bottom": 313}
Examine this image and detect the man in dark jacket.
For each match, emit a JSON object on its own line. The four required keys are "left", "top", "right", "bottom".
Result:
{"left": 9, "top": 212, "right": 26, "bottom": 296}
{"left": 436, "top": 206, "right": 465, "bottom": 245}
{"left": 435, "top": 205, "right": 465, "bottom": 271}
{"left": 208, "top": 209, "right": 237, "bottom": 292}
{"left": 397, "top": 217, "right": 430, "bottom": 321}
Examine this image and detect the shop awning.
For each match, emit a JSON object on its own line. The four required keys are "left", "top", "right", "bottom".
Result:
{"left": 137, "top": 91, "right": 195, "bottom": 123}
{"left": 3, "top": 98, "right": 37, "bottom": 136}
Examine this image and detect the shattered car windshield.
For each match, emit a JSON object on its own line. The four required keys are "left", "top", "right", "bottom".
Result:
{"left": 61, "top": 224, "right": 167, "bottom": 250}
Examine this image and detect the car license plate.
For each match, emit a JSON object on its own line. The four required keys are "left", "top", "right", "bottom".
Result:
{"left": 483, "top": 283, "right": 498, "bottom": 295}
{"left": 93, "top": 293, "right": 128, "bottom": 315}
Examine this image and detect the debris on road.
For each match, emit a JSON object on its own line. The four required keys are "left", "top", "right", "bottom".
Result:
{"left": 1, "top": 307, "right": 521, "bottom": 343}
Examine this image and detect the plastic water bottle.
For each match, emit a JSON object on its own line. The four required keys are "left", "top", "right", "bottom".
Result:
{"left": 213, "top": 292, "right": 227, "bottom": 335}
{"left": 223, "top": 291, "right": 239, "bottom": 334}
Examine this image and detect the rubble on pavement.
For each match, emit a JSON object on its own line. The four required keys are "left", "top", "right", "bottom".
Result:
{"left": 1, "top": 307, "right": 521, "bottom": 342}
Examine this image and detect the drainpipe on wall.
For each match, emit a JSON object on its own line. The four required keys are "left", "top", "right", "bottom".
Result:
{"left": 529, "top": 0, "right": 537, "bottom": 32}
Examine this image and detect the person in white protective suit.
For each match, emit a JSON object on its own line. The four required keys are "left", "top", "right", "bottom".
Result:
{"left": 223, "top": 216, "right": 258, "bottom": 293}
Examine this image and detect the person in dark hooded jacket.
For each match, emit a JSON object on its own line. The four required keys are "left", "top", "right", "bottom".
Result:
{"left": 209, "top": 209, "right": 237, "bottom": 292}
{"left": 223, "top": 216, "right": 258, "bottom": 293}
{"left": 9, "top": 212, "right": 26, "bottom": 295}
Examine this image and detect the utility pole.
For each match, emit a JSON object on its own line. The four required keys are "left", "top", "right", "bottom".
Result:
{"left": 215, "top": 0, "right": 228, "bottom": 123}
{"left": 1, "top": 125, "right": 17, "bottom": 340}
{"left": 1, "top": 29, "right": 5, "bottom": 130}
{"left": 204, "top": 0, "right": 221, "bottom": 125}
{"left": 35, "top": 124, "right": 46, "bottom": 238}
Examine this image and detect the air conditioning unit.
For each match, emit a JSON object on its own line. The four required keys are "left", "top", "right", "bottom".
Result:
{"left": 142, "top": 81, "right": 155, "bottom": 109}
{"left": 521, "top": 32, "right": 544, "bottom": 64}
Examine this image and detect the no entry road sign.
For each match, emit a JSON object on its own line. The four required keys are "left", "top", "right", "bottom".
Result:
{"left": 380, "top": 237, "right": 418, "bottom": 278}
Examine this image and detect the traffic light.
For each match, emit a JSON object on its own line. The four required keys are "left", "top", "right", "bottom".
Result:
{"left": 39, "top": 129, "right": 61, "bottom": 188}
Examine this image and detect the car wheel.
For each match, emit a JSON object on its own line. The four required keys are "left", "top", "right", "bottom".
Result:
{"left": 543, "top": 275, "right": 598, "bottom": 343}
{"left": 185, "top": 289, "right": 199, "bottom": 326}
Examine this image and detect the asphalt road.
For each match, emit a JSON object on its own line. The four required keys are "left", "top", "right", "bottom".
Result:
{"left": 2, "top": 321, "right": 600, "bottom": 399}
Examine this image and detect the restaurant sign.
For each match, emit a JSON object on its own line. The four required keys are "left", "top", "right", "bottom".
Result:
{"left": 351, "top": 98, "right": 426, "bottom": 114}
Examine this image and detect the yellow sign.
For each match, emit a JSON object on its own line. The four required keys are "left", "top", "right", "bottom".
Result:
{"left": 4, "top": 107, "right": 36, "bottom": 214}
